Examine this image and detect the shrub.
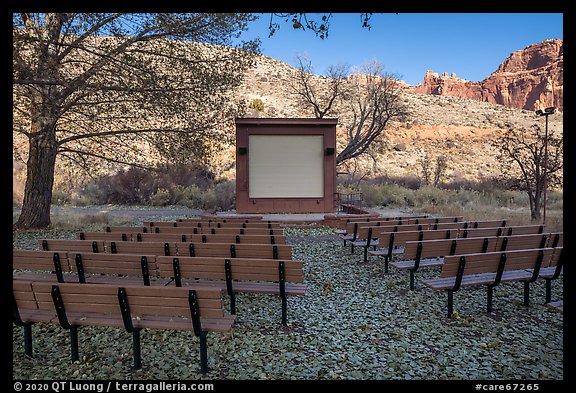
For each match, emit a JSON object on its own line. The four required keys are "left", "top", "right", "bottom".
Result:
{"left": 249, "top": 98, "right": 265, "bottom": 112}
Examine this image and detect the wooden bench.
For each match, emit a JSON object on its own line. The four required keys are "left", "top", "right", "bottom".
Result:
{"left": 13, "top": 250, "right": 71, "bottom": 283}
{"left": 398, "top": 236, "right": 499, "bottom": 290}
{"left": 145, "top": 221, "right": 281, "bottom": 229}
{"left": 104, "top": 240, "right": 292, "bottom": 259}
{"left": 39, "top": 239, "right": 105, "bottom": 253}
{"left": 118, "top": 226, "right": 285, "bottom": 236}
{"left": 13, "top": 280, "right": 233, "bottom": 373}
{"left": 398, "top": 232, "right": 553, "bottom": 290}
{"left": 331, "top": 214, "right": 429, "bottom": 234}
{"left": 67, "top": 252, "right": 170, "bottom": 286}
{"left": 369, "top": 229, "right": 458, "bottom": 272}
{"left": 78, "top": 231, "right": 286, "bottom": 244}
{"left": 156, "top": 256, "right": 306, "bottom": 325}
{"left": 529, "top": 245, "right": 563, "bottom": 304}
{"left": 459, "top": 224, "right": 545, "bottom": 238}
{"left": 350, "top": 224, "right": 428, "bottom": 259}
{"left": 422, "top": 248, "right": 555, "bottom": 317}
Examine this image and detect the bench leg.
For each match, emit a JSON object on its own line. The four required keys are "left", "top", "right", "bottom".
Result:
{"left": 363, "top": 247, "right": 368, "bottom": 263}
{"left": 23, "top": 323, "right": 33, "bottom": 358}
{"left": 523, "top": 282, "right": 530, "bottom": 307}
{"left": 383, "top": 256, "right": 389, "bottom": 274}
{"left": 281, "top": 296, "right": 287, "bottom": 326}
{"left": 70, "top": 327, "right": 79, "bottom": 362}
{"left": 409, "top": 270, "right": 415, "bottom": 290}
{"left": 350, "top": 243, "right": 355, "bottom": 253}
{"left": 545, "top": 279, "right": 552, "bottom": 304}
{"left": 487, "top": 286, "right": 494, "bottom": 313}
{"left": 229, "top": 294, "right": 236, "bottom": 315}
{"left": 132, "top": 329, "right": 142, "bottom": 370}
{"left": 199, "top": 332, "right": 208, "bottom": 374}
{"left": 447, "top": 290, "right": 454, "bottom": 318}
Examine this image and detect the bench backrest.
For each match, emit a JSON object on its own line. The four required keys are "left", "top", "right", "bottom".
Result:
{"left": 460, "top": 225, "right": 544, "bottom": 238}
{"left": 13, "top": 250, "right": 70, "bottom": 273}
{"left": 403, "top": 236, "right": 498, "bottom": 260}
{"left": 39, "top": 239, "right": 104, "bottom": 253}
{"left": 494, "top": 233, "right": 549, "bottom": 252}
{"left": 146, "top": 221, "right": 281, "bottom": 229}
{"left": 130, "top": 226, "right": 284, "bottom": 236}
{"left": 547, "top": 232, "right": 563, "bottom": 248}
{"left": 13, "top": 280, "right": 37, "bottom": 312}
{"left": 441, "top": 248, "right": 554, "bottom": 278}
{"left": 135, "top": 233, "right": 286, "bottom": 245}
{"left": 105, "top": 226, "right": 150, "bottom": 233}
{"left": 180, "top": 243, "right": 292, "bottom": 259}
{"left": 104, "top": 241, "right": 179, "bottom": 256}
{"left": 30, "top": 281, "right": 225, "bottom": 326}
{"left": 156, "top": 256, "right": 304, "bottom": 284}
{"left": 68, "top": 252, "right": 157, "bottom": 282}
{"left": 377, "top": 229, "right": 457, "bottom": 249}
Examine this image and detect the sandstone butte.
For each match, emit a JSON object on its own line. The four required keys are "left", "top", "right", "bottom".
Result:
{"left": 410, "top": 39, "right": 563, "bottom": 112}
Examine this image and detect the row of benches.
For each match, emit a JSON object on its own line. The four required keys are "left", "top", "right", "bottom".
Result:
{"left": 329, "top": 214, "right": 563, "bottom": 317}
{"left": 78, "top": 231, "right": 286, "bottom": 244}
{"left": 422, "top": 246, "right": 563, "bottom": 317}
{"left": 104, "top": 225, "right": 285, "bottom": 236}
{"left": 14, "top": 280, "right": 229, "bottom": 373}
{"left": 351, "top": 224, "right": 547, "bottom": 262}
{"left": 14, "top": 249, "right": 305, "bottom": 322}
{"left": 40, "top": 239, "right": 292, "bottom": 259}
{"left": 144, "top": 220, "right": 282, "bottom": 229}
{"left": 13, "top": 218, "right": 299, "bottom": 373}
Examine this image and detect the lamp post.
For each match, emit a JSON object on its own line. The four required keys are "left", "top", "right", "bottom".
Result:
{"left": 535, "top": 106, "right": 556, "bottom": 225}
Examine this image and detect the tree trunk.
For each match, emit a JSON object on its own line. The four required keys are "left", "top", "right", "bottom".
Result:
{"left": 14, "top": 128, "right": 58, "bottom": 229}
{"left": 528, "top": 190, "right": 542, "bottom": 222}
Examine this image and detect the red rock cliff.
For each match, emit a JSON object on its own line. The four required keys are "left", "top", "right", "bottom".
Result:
{"left": 412, "top": 39, "right": 563, "bottom": 112}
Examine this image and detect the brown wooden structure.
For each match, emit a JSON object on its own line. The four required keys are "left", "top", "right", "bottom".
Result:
{"left": 235, "top": 118, "right": 337, "bottom": 213}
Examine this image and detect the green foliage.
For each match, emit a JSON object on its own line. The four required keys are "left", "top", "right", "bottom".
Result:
{"left": 249, "top": 98, "right": 265, "bottom": 112}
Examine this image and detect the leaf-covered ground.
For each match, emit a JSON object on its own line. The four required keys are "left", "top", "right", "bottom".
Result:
{"left": 13, "top": 225, "right": 563, "bottom": 381}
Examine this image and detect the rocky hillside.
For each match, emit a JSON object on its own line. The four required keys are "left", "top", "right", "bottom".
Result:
{"left": 235, "top": 40, "right": 563, "bottom": 185}
{"left": 411, "top": 39, "right": 563, "bottom": 112}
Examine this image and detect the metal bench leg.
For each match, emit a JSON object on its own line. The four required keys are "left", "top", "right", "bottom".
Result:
{"left": 281, "top": 296, "right": 287, "bottom": 326}
{"left": 545, "top": 279, "right": 552, "bottom": 303}
{"left": 363, "top": 247, "right": 368, "bottom": 263}
{"left": 409, "top": 270, "right": 415, "bottom": 290}
{"left": 199, "top": 332, "right": 208, "bottom": 374}
{"left": 523, "top": 282, "right": 530, "bottom": 306}
{"left": 70, "top": 327, "right": 79, "bottom": 362}
{"left": 133, "top": 329, "right": 142, "bottom": 370}
{"left": 487, "top": 286, "right": 494, "bottom": 313}
{"left": 384, "top": 256, "right": 389, "bottom": 274}
{"left": 23, "top": 323, "right": 33, "bottom": 358}
{"left": 447, "top": 290, "right": 454, "bottom": 318}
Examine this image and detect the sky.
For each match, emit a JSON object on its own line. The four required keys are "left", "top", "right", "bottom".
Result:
{"left": 235, "top": 13, "right": 563, "bottom": 86}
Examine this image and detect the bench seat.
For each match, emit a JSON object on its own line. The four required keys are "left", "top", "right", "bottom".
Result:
{"left": 391, "top": 257, "right": 443, "bottom": 270}
{"left": 174, "top": 280, "right": 308, "bottom": 296}
{"left": 423, "top": 270, "right": 534, "bottom": 290}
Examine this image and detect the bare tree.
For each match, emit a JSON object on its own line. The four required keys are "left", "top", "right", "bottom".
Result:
{"left": 493, "top": 124, "right": 563, "bottom": 221}
{"left": 336, "top": 60, "right": 408, "bottom": 165}
{"left": 13, "top": 13, "right": 259, "bottom": 229}
{"left": 418, "top": 154, "right": 449, "bottom": 187}
{"left": 289, "top": 55, "right": 349, "bottom": 118}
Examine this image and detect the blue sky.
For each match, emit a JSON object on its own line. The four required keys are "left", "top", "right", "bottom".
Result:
{"left": 237, "top": 13, "right": 563, "bottom": 86}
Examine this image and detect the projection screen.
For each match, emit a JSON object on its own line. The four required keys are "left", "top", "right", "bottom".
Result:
{"left": 248, "top": 134, "right": 324, "bottom": 198}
